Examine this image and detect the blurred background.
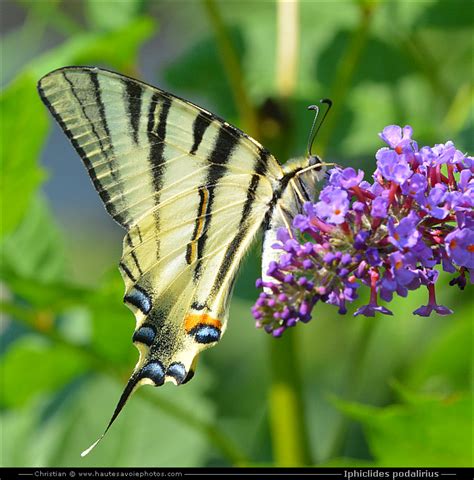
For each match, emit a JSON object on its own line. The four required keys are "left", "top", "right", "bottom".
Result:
{"left": 1, "top": 0, "right": 472, "bottom": 468}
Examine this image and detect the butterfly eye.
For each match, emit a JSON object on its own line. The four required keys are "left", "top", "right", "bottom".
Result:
{"left": 308, "top": 155, "right": 321, "bottom": 167}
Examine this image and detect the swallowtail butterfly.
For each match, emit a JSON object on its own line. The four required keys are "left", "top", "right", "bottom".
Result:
{"left": 37, "top": 67, "right": 326, "bottom": 455}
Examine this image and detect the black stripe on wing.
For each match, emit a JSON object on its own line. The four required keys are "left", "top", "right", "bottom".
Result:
{"left": 190, "top": 113, "right": 211, "bottom": 155}
{"left": 37, "top": 81, "right": 113, "bottom": 214}
{"left": 125, "top": 232, "right": 144, "bottom": 276}
{"left": 119, "top": 261, "right": 137, "bottom": 283}
{"left": 263, "top": 167, "right": 302, "bottom": 230}
{"left": 186, "top": 186, "right": 209, "bottom": 265}
{"left": 147, "top": 94, "right": 172, "bottom": 263}
{"left": 124, "top": 79, "right": 143, "bottom": 145}
{"left": 193, "top": 126, "right": 239, "bottom": 280}
{"left": 48, "top": 71, "right": 128, "bottom": 227}
{"left": 210, "top": 148, "right": 269, "bottom": 293}
{"left": 87, "top": 72, "right": 124, "bottom": 208}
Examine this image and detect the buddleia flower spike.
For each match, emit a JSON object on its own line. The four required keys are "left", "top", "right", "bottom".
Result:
{"left": 253, "top": 125, "right": 473, "bottom": 336}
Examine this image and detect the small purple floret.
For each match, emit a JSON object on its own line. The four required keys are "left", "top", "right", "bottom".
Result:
{"left": 446, "top": 228, "right": 474, "bottom": 269}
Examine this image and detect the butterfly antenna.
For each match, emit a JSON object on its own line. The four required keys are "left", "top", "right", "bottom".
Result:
{"left": 306, "top": 105, "right": 319, "bottom": 157}
{"left": 81, "top": 372, "right": 140, "bottom": 457}
{"left": 306, "top": 98, "right": 333, "bottom": 157}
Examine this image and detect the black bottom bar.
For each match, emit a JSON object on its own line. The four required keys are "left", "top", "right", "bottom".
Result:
{"left": 1, "top": 467, "right": 473, "bottom": 480}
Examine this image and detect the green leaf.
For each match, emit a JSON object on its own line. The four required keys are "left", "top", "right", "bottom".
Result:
{"left": 1, "top": 268, "right": 134, "bottom": 367}
{"left": 1, "top": 12, "right": 46, "bottom": 86}
{"left": 0, "top": 74, "right": 48, "bottom": 239}
{"left": 85, "top": 0, "right": 144, "bottom": 31}
{"left": 0, "top": 399, "right": 53, "bottom": 466}
{"left": 66, "top": 376, "right": 214, "bottom": 466}
{"left": 4, "top": 268, "right": 137, "bottom": 367}
{"left": 88, "top": 270, "right": 136, "bottom": 366}
{"left": 29, "top": 16, "right": 156, "bottom": 78}
{"left": 15, "top": 0, "right": 82, "bottom": 40}
{"left": 416, "top": 0, "right": 474, "bottom": 28}
{"left": 0, "top": 275, "right": 89, "bottom": 312}
{"left": 2, "top": 195, "right": 67, "bottom": 282}
{"left": 406, "top": 309, "right": 472, "bottom": 394}
{"left": 1, "top": 374, "right": 214, "bottom": 466}
{"left": 332, "top": 390, "right": 472, "bottom": 466}
{"left": 1, "top": 336, "right": 89, "bottom": 408}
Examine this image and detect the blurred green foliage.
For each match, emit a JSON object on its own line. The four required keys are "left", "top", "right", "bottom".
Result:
{"left": 333, "top": 386, "right": 471, "bottom": 467}
{"left": 1, "top": 76, "right": 48, "bottom": 238}
{"left": 1, "top": 0, "right": 472, "bottom": 468}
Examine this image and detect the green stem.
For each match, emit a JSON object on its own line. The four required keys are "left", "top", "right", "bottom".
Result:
{"left": 275, "top": 0, "right": 299, "bottom": 98}
{"left": 1, "top": 301, "right": 248, "bottom": 465}
{"left": 442, "top": 82, "right": 473, "bottom": 136}
{"left": 317, "top": 2, "right": 377, "bottom": 157}
{"left": 328, "top": 316, "right": 378, "bottom": 458}
{"left": 268, "top": 330, "right": 312, "bottom": 466}
{"left": 196, "top": 4, "right": 309, "bottom": 460}
{"left": 201, "top": 0, "right": 259, "bottom": 138}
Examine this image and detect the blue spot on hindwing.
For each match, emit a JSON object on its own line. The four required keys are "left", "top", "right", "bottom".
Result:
{"left": 166, "top": 362, "right": 187, "bottom": 384}
{"left": 190, "top": 324, "right": 221, "bottom": 344}
{"left": 140, "top": 361, "right": 165, "bottom": 386}
{"left": 132, "top": 325, "right": 156, "bottom": 346}
{"left": 124, "top": 286, "right": 152, "bottom": 314}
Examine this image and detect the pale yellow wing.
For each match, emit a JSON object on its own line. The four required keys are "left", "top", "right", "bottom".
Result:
{"left": 38, "top": 66, "right": 283, "bottom": 453}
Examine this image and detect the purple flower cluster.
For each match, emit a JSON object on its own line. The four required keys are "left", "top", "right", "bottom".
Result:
{"left": 253, "top": 125, "right": 473, "bottom": 337}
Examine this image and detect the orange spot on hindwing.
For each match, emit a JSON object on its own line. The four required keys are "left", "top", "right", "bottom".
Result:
{"left": 184, "top": 313, "right": 222, "bottom": 333}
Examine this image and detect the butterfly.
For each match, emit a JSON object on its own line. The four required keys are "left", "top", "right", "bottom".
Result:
{"left": 37, "top": 67, "right": 327, "bottom": 455}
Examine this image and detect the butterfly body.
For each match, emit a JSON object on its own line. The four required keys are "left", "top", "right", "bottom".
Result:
{"left": 37, "top": 67, "right": 325, "bottom": 453}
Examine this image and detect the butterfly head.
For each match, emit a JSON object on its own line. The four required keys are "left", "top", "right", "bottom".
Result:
{"left": 308, "top": 154, "right": 322, "bottom": 167}
{"left": 294, "top": 99, "right": 333, "bottom": 190}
